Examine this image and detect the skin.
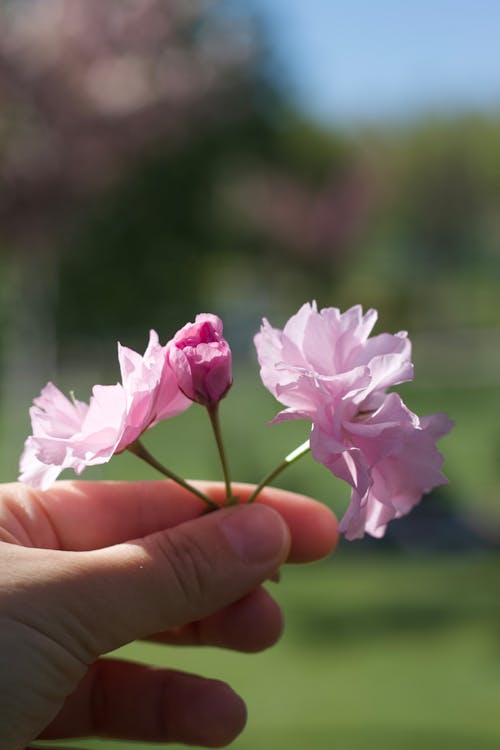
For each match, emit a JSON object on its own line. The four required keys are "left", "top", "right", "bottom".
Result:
{"left": 0, "top": 480, "right": 338, "bottom": 749}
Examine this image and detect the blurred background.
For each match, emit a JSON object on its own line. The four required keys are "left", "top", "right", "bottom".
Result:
{"left": 1, "top": 1, "right": 500, "bottom": 748}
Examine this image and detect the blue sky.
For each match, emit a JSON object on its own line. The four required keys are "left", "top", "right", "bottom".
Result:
{"left": 239, "top": 0, "right": 500, "bottom": 124}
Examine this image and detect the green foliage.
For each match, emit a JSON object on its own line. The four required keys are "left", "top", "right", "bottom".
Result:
{"left": 55, "top": 111, "right": 500, "bottom": 358}
{"left": 55, "top": 106, "right": 357, "bottom": 351}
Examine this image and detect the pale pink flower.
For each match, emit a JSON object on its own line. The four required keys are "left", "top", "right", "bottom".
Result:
{"left": 168, "top": 313, "right": 232, "bottom": 407}
{"left": 19, "top": 331, "right": 190, "bottom": 489}
{"left": 254, "top": 302, "right": 453, "bottom": 540}
{"left": 116, "top": 329, "right": 191, "bottom": 449}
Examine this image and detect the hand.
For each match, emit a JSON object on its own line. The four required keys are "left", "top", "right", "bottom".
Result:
{"left": 0, "top": 480, "right": 337, "bottom": 749}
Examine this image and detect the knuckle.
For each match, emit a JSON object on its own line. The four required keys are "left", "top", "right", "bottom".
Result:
{"left": 154, "top": 529, "right": 213, "bottom": 617}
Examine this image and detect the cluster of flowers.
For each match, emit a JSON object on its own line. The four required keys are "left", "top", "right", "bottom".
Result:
{"left": 20, "top": 303, "right": 453, "bottom": 540}
{"left": 20, "top": 315, "right": 231, "bottom": 490}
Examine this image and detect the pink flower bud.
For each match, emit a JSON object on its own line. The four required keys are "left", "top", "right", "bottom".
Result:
{"left": 168, "top": 313, "right": 232, "bottom": 407}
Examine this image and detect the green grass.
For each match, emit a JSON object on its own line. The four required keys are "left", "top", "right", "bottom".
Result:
{"left": 46, "top": 554, "right": 500, "bottom": 750}
{"left": 6, "top": 366, "right": 500, "bottom": 748}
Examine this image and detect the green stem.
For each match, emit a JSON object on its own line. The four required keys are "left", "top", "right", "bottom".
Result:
{"left": 247, "top": 440, "right": 311, "bottom": 504}
{"left": 207, "top": 403, "right": 233, "bottom": 504}
{"left": 128, "top": 439, "right": 219, "bottom": 511}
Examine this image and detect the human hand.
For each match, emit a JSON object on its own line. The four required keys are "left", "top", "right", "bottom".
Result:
{"left": 0, "top": 480, "right": 337, "bottom": 749}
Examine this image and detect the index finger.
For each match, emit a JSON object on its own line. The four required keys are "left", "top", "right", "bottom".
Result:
{"left": 6, "top": 480, "right": 337, "bottom": 562}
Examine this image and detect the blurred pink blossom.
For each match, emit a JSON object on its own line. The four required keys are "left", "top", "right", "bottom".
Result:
{"left": 0, "top": 0, "right": 251, "bottom": 238}
{"left": 254, "top": 302, "right": 453, "bottom": 540}
{"left": 168, "top": 314, "right": 232, "bottom": 407}
{"left": 19, "top": 330, "right": 190, "bottom": 488}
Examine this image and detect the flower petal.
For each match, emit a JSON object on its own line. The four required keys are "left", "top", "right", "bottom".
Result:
{"left": 256, "top": 302, "right": 453, "bottom": 541}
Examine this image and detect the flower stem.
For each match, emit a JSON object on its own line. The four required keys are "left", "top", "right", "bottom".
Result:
{"left": 128, "top": 439, "right": 219, "bottom": 511}
{"left": 207, "top": 403, "right": 234, "bottom": 505}
{"left": 247, "top": 440, "right": 311, "bottom": 504}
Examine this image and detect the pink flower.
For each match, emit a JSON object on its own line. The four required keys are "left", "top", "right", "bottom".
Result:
{"left": 168, "top": 313, "right": 232, "bottom": 407}
{"left": 116, "top": 329, "right": 191, "bottom": 448}
{"left": 254, "top": 302, "right": 453, "bottom": 540}
{"left": 19, "top": 331, "right": 191, "bottom": 489}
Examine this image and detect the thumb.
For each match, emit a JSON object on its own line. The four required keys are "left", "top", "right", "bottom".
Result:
{"left": 45, "top": 504, "right": 291, "bottom": 659}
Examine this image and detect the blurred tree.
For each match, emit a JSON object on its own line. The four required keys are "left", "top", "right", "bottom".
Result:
{"left": 397, "top": 119, "right": 500, "bottom": 272}
{"left": 335, "top": 117, "right": 500, "bottom": 334}
{"left": 0, "top": 0, "right": 248, "bottom": 239}
{"left": 0, "top": 0, "right": 259, "bottom": 390}
{"left": 0, "top": 0, "right": 370, "bottom": 363}
{"left": 57, "top": 115, "right": 371, "bottom": 350}
{"left": 0, "top": 0, "right": 261, "bottom": 456}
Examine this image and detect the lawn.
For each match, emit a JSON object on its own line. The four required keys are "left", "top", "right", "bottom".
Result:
{"left": 42, "top": 554, "right": 500, "bottom": 750}
{"left": 5, "top": 366, "right": 500, "bottom": 748}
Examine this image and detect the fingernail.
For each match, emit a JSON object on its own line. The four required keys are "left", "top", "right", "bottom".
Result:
{"left": 220, "top": 505, "right": 289, "bottom": 564}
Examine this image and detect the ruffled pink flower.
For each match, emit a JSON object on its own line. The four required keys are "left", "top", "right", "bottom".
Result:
{"left": 116, "top": 329, "right": 191, "bottom": 448}
{"left": 168, "top": 313, "right": 232, "bottom": 407}
{"left": 19, "top": 330, "right": 191, "bottom": 489}
{"left": 254, "top": 302, "right": 453, "bottom": 540}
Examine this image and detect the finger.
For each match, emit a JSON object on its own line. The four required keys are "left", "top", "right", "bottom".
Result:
{"left": 251, "top": 485, "right": 338, "bottom": 563}
{"left": 147, "top": 586, "right": 284, "bottom": 653}
{"left": 7, "top": 480, "right": 338, "bottom": 562}
{"left": 40, "top": 658, "right": 246, "bottom": 747}
{"left": 11, "top": 504, "right": 290, "bottom": 657}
